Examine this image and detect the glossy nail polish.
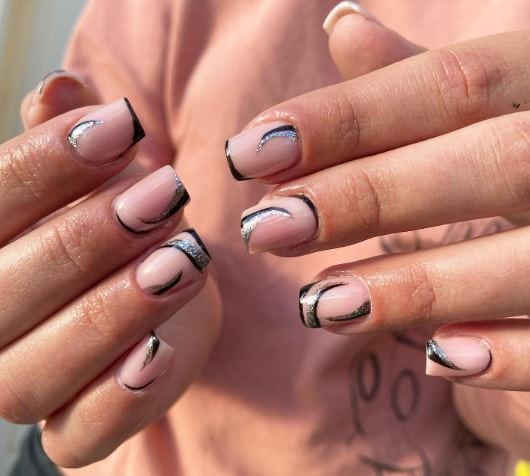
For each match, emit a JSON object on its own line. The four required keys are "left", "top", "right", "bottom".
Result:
{"left": 114, "top": 165, "right": 189, "bottom": 234}
{"left": 136, "top": 229, "right": 211, "bottom": 295}
{"left": 323, "top": 1, "right": 381, "bottom": 35}
{"left": 299, "top": 277, "right": 371, "bottom": 328}
{"left": 35, "top": 69, "right": 85, "bottom": 96}
{"left": 67, "top": 98, "right": 145, "bottom": 164}
{"left": 225, "top": 121, "right": 300, "bottom": 180}
{"left": 425, "top": 337, "right": 491, "bottom": 377}
{"left": 118, "top": 331, "right": 174, "bottom": 391}
{"left": 241, "top": 196, "right": 317, "bottom": 253}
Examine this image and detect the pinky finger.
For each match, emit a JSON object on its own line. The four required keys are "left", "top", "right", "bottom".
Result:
{"left": 426, "top": 319, "right": 530, "bottom": 391}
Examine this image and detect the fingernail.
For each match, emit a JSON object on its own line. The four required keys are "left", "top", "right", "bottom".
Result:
{"left": 323, "top": 1, "right": 381, "bottom": 35}
{"left": 137, "top": 229, "right": 211, "bottom": 295}
{"left": 225, "top": 121, "right": 300, "bottom": 180}
{"left": 35, "top": 69, "right": 86, "bottom": 97}
{"left": 425, "top": 337, "right": 491, "bottom": 377}
{"left": 118, "top": 331, "right": 174, "bottom": 391}
{"left": 67, "top": 98, "right": 145, "bottom": 164}
{"left": 241, "top": 196, "right": 318, "bottom": 253}
{"left": 114, "top": 165, "right": 189, "bottom": 234}
{"left": 299, "top": 277, "right": 371, "bottom": 328}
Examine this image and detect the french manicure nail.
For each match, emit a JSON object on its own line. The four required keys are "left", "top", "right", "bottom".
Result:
{"left": 323, "top": 1, "right": 381, "bottom": 35}
{"left": 118, "top": 331, "right": 174, "bottom": 391}
{"left": 425, "top": 337, "right": 491, "bottom": 377}
{"left": 114, "top": 165, "right": 189, "bottom": 234}
{"left": 35, "top": 69, "right": 86, "bottom": 96}
{"left": 225, "top": 121, "right": 300, "bottom": 180}
{"left": 241, "top": 196, "right": 318, "bottom": 253}
{"left": 67, "top": 98, "right": 145, "bottom": 164}
{"left": 136, "top": 229, "right": 211, "bottom": 295}
{"left": 299, "top": 277, "right": 371, "bottom": 328}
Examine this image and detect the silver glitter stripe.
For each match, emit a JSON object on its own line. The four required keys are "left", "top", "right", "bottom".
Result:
{"left": 426, "top": 339, "right": 463, "bottom": 370}
{"left": 326, "top": 301, "right": 371, "bottom": 322}
{"left": 164, "top": 238, "right": 210, "bottom": 272}
{"left": 140, "top": 177, "right": 189, "bottom": 224}
{"left": 256, "top": 125, "right": 298, "bottom": 153}
{"left": 67, "top": 120, "right": 103, "bottom": 149}
{"left": 300, "top": 282, "right": 346, "bottom": 329}
{"left": 142, "top": 331, "right": 160, "bottom": 369}
{"left": 241, "top": 207, "right": 292, "bottom": 247}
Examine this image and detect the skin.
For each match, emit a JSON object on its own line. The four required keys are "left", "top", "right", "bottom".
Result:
{"left": 2, "top": 0, "right": 530, "bottom": 468}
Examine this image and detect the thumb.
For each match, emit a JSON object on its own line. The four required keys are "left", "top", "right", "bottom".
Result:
{"left": 323, "top": 1, "right": 426, "bottom": 80}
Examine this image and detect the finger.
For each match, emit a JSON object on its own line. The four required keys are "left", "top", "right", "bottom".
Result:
{"left": 0, "top": 229, "right": 212, "bottom": 425}
{"left": 0, "top": 98, "right": 145, "bottom": 243}
{"left": 225, "top": 30, "right": 530, "bottom": 182}
{"left": 240, "top": 110, "right": 528, "bottom": 255}
{"left": 324, "top": 1, "right": 425, "bottom": 79}
{"left": 21, "top": 70, "right": 99, "bottom": 130}
{"left": 297, "top": 225, "right": 530, "bottom": 332}
{"left": 425, "top": 320, "right": 530, "bottom": 391}
{"left": 0, "top": 166, "right": 189, "bottom": 346}
{"left": 42, "top": 279, "right": 221, "bottom": 467}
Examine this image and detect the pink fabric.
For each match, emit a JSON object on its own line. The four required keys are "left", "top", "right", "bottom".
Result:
{"left": 60, "top": 1, "right": 530, "bottom": 474}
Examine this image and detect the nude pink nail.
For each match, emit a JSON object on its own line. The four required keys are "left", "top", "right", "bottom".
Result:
{"left": 225, "top": 121, "right": 300, "bottom": 180}
{"left": 299, "top": 277, "right": 371, "bottom": 328}
{"left": 426, "top": 337, "right": 491, "bottom": 377}
{"left": 323, "top": 1, "right": 381, "bottom": 35}
{"left": 67, "top": 98, "right": 145, "bottom": 164}
{"left": 35, "top": 69, "right": 86, "bottom": 96}
{"left": 118, "top": 331, "right": 174, "bottom": 391}
{"left": 136, "top": 229, "right": 211, "bottom": 295}
{"left": 241, "top": 196, "right": 318, "bottom": 253}
{"left": 114, "top": 165, "right": 189, "bottom": 234}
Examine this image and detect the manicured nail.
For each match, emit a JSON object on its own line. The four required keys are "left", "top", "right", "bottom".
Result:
{"left": 323, "top": 1, "right": 381, "bottom": 35}
{"left": 425, "top": 337, "right": 491, "bottom": 378}
{"left": 241, "top": 196, "right": 318, "bottom": 253}
{"left": 114, "top": 165, "right": 189, "bottom": 234}
{"left": 118, "top": 331, "right": 174, "bottom": 391}
{"left": 299, "top": 277, "right": 371, "bottom": 328}
{"left": 67, "top": 98, "right": 145, "bottom": 164}
{"left": 136, "top": 229, "right": 211, "bottom": 295}
{"left": 225, "top": 121, "right": 300, "bottom": 180}
{"left": 35, "top": 69, "right": 86, "bottom": 96}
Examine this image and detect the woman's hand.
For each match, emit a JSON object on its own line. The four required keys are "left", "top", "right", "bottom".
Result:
{"left": 225, "top": 2, "right": 530, "bottom": 454}
{"left": 0, "top": 72, "right": 221, "bottom": 467}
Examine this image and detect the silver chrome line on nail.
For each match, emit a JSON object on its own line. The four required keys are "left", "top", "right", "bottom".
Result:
{"left": 426, "top": 339, "right": 464, "bottom": 370}
{"left": 326, "top": 300, "right": 371, "bottom": 322}
{"left": 256, "top": 125, "right": 298, "bottom": 153}
{"left": 139, "top": 177, "right": 189, "bottom": 225}
{"left": 36, "top": 69, "right": 66, "bottom": 94}
{"left": 142, "top": 331, "right": 161, "bottom": 369}
{"left": 67, "top": 120, "right": 103, "bottom": 149}
{"left": 161, "top": 235, "right": 211, "bottom": 272}
{"left": 241, "top": 207, "right": 293, "bottom": 247}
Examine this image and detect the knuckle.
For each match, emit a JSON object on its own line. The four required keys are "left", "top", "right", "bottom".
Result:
{"left": 324, "top": 90, "right": 362, "bottom": 153}
{"left": 431, "top": 46, "right": 505, "bottom": 123}
{"left": 0, "top": 135, "right": 55, "bottom": 201}
{"left": 0, "top": 374, "right": 41, "bottom": 424}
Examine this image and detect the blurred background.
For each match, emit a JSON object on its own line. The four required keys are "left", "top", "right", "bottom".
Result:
{"left": 0, "top": 1, "right": 85, "bottom": 472}
{"left": 0, "top": 0, "right": 85, "bottom": 142}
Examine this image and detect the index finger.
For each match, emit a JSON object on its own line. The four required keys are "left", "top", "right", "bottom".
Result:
{"left": 225, "top": 30, "right": 530, "bottom": 182}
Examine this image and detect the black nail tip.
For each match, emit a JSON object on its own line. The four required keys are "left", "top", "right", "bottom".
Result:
{"left": 182, "top": 228, "right": 212, "bottom": 260}
{"left": 426, "top": 339, "right": 463, "bottom": 371}
{"left": 124, "top": 97, "right": 146, "bottom": 145}
{"left": 293, "top": 194, "right": 319, "bottom": 228}
{"left": 225, "top": 139, "right": 251, "bottom": 181}
{"left": 298, "top": 281, "right": 320, "bottom": 328}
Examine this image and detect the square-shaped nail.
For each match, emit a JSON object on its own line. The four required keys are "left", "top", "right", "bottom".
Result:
{"left": 136, "top": 229, "right": 211, "bottom": 295}
{"left": 67, "top": 98, "right": 145, "bottom": 164}
{"left": 114, "top": 165, "right": 190, "bottom": 234}
{"left": 299, "top": 277, "right": 371, "bottom": 328}
{"left": 241, "top": 196, "right": 318, "bottom": 253}
{"left": 225, "top": 121, "right": 300, "bottom": 180}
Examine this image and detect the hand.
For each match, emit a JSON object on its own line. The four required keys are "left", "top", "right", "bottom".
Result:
{"left": 225, "top": 2, "right": 530, "bottom": 454}
{"left": 0, "top": 72, "right": 221, "bottom": 467}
